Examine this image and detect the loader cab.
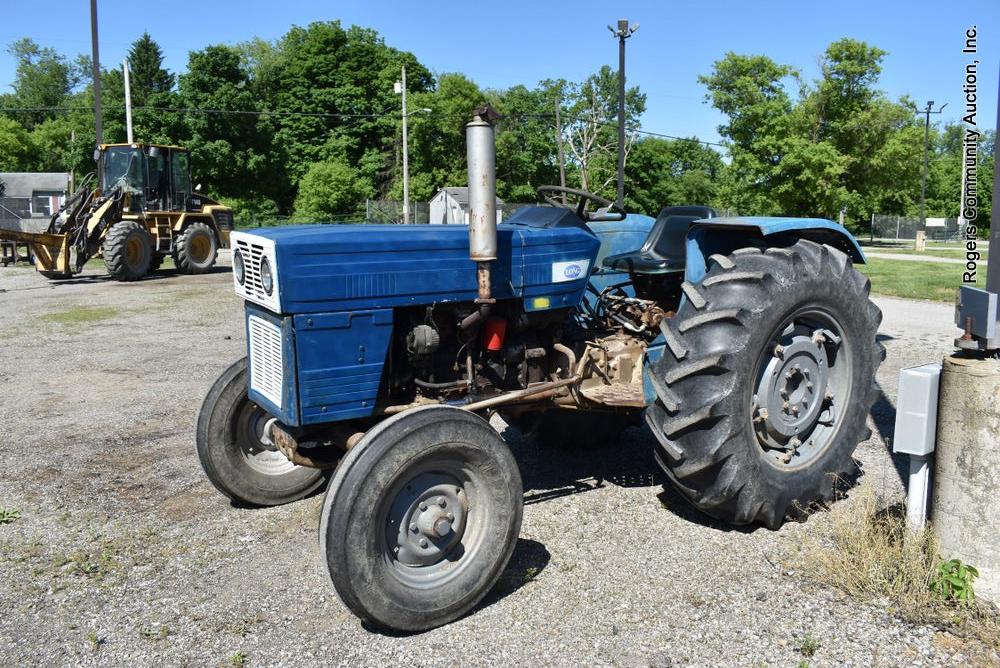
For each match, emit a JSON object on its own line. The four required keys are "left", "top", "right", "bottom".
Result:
{"left": 98, "top": 143, "right": 193, "bottom": 213}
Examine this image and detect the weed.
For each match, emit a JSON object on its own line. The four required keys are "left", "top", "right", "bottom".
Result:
{"left": 797, "top": 634, "right": 820, "bottom": 657}
{"left": 226, "top": 612, "right": 265, "bottom": 637}
{"left": 797, "top": 484, "right": 1000, "bottom": 657}
{"left": 524, "top": 566, "right": 539, "bottom": 583}
{"left": 229, "top": 651, "right": 247, "bottom": 667}
{"left": 0, "top": 507, "right": 21, "bottom": 524}
{"left": 85, "top": 631, "right": 100, "bottom": 650}
{"left": 930, "top": 559, "right": 979, "bottom": 605}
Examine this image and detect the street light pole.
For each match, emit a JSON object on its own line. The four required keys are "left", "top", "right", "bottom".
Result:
{"left": 919, "top": 100, "right": 947, "bottom": 228}
{"left": 89, "top": 0, "right": 103, "bottom": 146}
{"left": 609, "top": 18, "right": 638, "bottom": 210}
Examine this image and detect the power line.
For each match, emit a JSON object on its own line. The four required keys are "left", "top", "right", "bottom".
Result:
{"left": 0, "top": 105, "right": 396, "bottom": 119}
{"left": 2, "top": 104, "right": 729, "bottom": 149}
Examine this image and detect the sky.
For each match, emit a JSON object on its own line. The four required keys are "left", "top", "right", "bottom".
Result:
{"left": 2, "top": 0, "right": 999, "bottom": 146}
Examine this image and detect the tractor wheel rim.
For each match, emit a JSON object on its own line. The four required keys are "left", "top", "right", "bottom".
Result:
{"left": 236, "top": 401, "right": 296, "bottom": 476}
{"left": 126, "top": 237, "right": 144, "bottom": 266}
{"left": 380, "top": 456, "right": 484, "bottom": 589}
{"left": 750, "top": 307, "right": 851, "bottom": 469}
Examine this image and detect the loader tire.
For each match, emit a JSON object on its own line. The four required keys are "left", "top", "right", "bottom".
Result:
{"left": 646, "top": 240, "right": 883, "bottom": 529}
{"left": 173, "top": 221, "right": 217, "bottom": 274}
{"left": 196, "top": 358, "right": 326, "bottom": 507}
{"left": 103, "top": 221, "right": 152, "bottom": 281}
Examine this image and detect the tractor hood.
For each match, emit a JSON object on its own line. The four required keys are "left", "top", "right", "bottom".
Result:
{"left": 230, "top": 213, "right": 600, "bottom": 315}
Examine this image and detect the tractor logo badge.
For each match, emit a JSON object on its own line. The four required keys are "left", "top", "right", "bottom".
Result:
{"left": 551, "top": 259, "right": 590, "bottom": 283}
{"left": 563, "top": 264, "right": 582, "bottom": 279}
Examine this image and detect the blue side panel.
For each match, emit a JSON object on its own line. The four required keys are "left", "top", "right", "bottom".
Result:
{"left": 516, "top": 228, "right": 602, "bottom": 311}
{"left": 585, "top": 214, "right": 655, "bottom": 308}
{"left": 245, "top": 304, "right": 299, "bottom": 426}
{"left": 293, "top": 309, "right": 393, "bottom": 425}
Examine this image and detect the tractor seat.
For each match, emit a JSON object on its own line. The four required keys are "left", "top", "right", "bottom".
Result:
{"left": 601, "top": 205, "right": 718, "bottom": 275}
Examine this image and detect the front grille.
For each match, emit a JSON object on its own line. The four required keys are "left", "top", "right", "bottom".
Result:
{"left": 248, "top": 315, "right": 283, "bottom": 409}
{"left": 232, "top": 233, "right": 279, "bottom": 312}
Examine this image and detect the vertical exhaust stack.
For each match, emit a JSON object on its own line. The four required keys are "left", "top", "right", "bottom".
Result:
{"left": 466, "top": 104, "right": 500, "bottom": 306}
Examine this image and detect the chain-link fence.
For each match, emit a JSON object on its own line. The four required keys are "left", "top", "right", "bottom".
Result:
{"left": 871, "top": 214, "right": 962, "bottom": 242}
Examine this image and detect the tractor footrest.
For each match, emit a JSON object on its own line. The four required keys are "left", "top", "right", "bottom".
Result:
{"left": 580, "top": 382, "right": 645, "bottom": 407}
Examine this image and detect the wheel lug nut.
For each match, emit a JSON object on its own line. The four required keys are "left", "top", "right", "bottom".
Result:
{"left": 774, "top": 345, "right": 785, "bottom": 358}
{"left": 419, "top": 503, "right": 427, "bottom": 512}
{"left": 785, "top": 371, "right": 794, "bottom": 379}
{"left": 419, "top": 538, "right": 428, "bottom": 548}
{"left": 806, "top": 382, "right": 813, "bottom": 390}
{"left": 409, "top": 522, "right": 417, "bottom": 533}
{"left": 446, "top": 512, "right": 454, "bottom": 521}
{"left": 438, "top": 497, "right": 447, "bottom": 508}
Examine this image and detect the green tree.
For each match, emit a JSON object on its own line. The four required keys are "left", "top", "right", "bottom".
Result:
{"left": 625, "top": 137, "right": 724, "bottom": 214}
{"left": 127, "top": 32, "right": 174, "bottom": 106}
{"left": 0, "top": 115, "right": 34, "bottom": 170}
{"left": 2, "top": 38, "right": 89, "bottom": 129}
{"left": 293, "top": 157, "right": 374, "bottom": 219}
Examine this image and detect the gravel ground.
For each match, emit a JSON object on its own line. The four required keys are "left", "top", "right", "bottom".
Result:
{"left": 0, "top": 261, "right": 992, "bottom": 667}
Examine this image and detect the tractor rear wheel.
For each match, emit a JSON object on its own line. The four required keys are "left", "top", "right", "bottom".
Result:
{"left": 196, "top": 358, "right": 326, "bottom": 507}
{"left": 173, "top": 221, "right": 218, "bottom": 274}
{"left": 103, "top": 221, "right": 152, "bottom": 281}
{"left": 320, "top": 405, "right": 523, "bottom": 632}
{"left": 646, "top": 240, "right": 883, "bottom": 529}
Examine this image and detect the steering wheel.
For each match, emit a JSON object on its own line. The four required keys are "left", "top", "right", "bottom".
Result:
{"left": 536, "top": 185, "right": 626, "bottom": 222}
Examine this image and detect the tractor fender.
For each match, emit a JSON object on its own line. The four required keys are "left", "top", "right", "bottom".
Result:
{"left": 683, "top": 217, "right": 866, "bottom": 284}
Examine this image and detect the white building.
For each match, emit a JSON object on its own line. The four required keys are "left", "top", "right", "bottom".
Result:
{"left": 428, "top": 187, "right": 503, "bottom": 225}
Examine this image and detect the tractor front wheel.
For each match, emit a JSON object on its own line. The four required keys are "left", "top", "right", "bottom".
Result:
{"left": 196, "top": 358, "right": 326, "bottom": 506}
{"left": 320, "top": 405, "right": 523, "bottom": 632}
{"left": 647, "top": 240, "right": 883, "bottom": 528}
{"left": 103, "top": 221, "right": 152, "bottom": 281}
{"left": 173, "top": 221, "right": 218, "bottom": 274}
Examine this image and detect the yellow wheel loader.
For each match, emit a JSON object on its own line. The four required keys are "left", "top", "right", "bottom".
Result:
{"left": 0, "top": 143, "right": 233, "bottom": 281}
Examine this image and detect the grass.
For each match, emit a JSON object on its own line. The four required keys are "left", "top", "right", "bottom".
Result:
{"left": 796, "top": 485, "right": 1000, "bottom": 661}
{"left": 867, "top": 247, "right": 988, "bottom": 261}
{"left": 797, "top": 634, "right": 820, "bottom": 657}
{"left": 859, "top": 257, "right": 986, "bottom": 302}
{"left": 38, "top": 305, "right": 119, "bottom": 325}
{"left": 0, "top": 507, "right": 21, "bottom": 524}
{"left": 229, "top": 651, "right": 247, "bottom": 667}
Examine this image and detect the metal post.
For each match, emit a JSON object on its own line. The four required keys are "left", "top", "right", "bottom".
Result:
{"left": 89, "top": 0, "right": 103, "bottom": 146}
{"left": 554, "top": 95, "right": 567, "bottom": 205}
{"left": 920, "top": 101, "right": 931, "bottom": 229}
{"left": 870, "top": 212, "right": 875, "bottom": 243}
{"left": 918, "top": 101, "right": 947, "bottom": 232}
{"left": 123, "top": 60, "right": 133, "bottom": 144}
{"left": 401, "top": 66, "right": 410, "bottom": 225}
{"left": 988, "top": 70, "right": 1000, "bottom": 294}
{"left": 610, "top": 19, "right": 637, "bottom": 210}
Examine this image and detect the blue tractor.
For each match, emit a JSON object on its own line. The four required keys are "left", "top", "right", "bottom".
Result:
{"left": 196, "top": 106, "right": 882, "bottom": 632}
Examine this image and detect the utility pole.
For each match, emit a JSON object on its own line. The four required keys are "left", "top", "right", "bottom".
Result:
{"left": 401, "top": 66, "right": 410, "bottom": 224}
{"left": 89, "top": 0, "right": 103, "bottom": 146}
{"left": 123, "top": 60, "right": 133, "bottom": 144}
{"left": 918, "top": 100, "right": 947, "bottom": 228}
{"left": 554, "top": 95, "right": 566, "bottom": 204}
{"left": 609, "top": 18, "right": 638, "bottom": 210}
{"left": 395, "top": 67, "right": 432, "bottom": 225}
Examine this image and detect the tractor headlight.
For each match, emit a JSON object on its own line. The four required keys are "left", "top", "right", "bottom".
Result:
{"left": 260, "top": 255, "right": 274, "bottom": 295}
{"left": 233, "top": 249, "right": 246, "bottom": 285}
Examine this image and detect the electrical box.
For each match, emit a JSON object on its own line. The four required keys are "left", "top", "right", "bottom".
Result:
{"left": 955, "top": 285, "right": 999, "bottom": 348}
{"left": 892, "top": 363, "right": 941, "bottom": 457}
